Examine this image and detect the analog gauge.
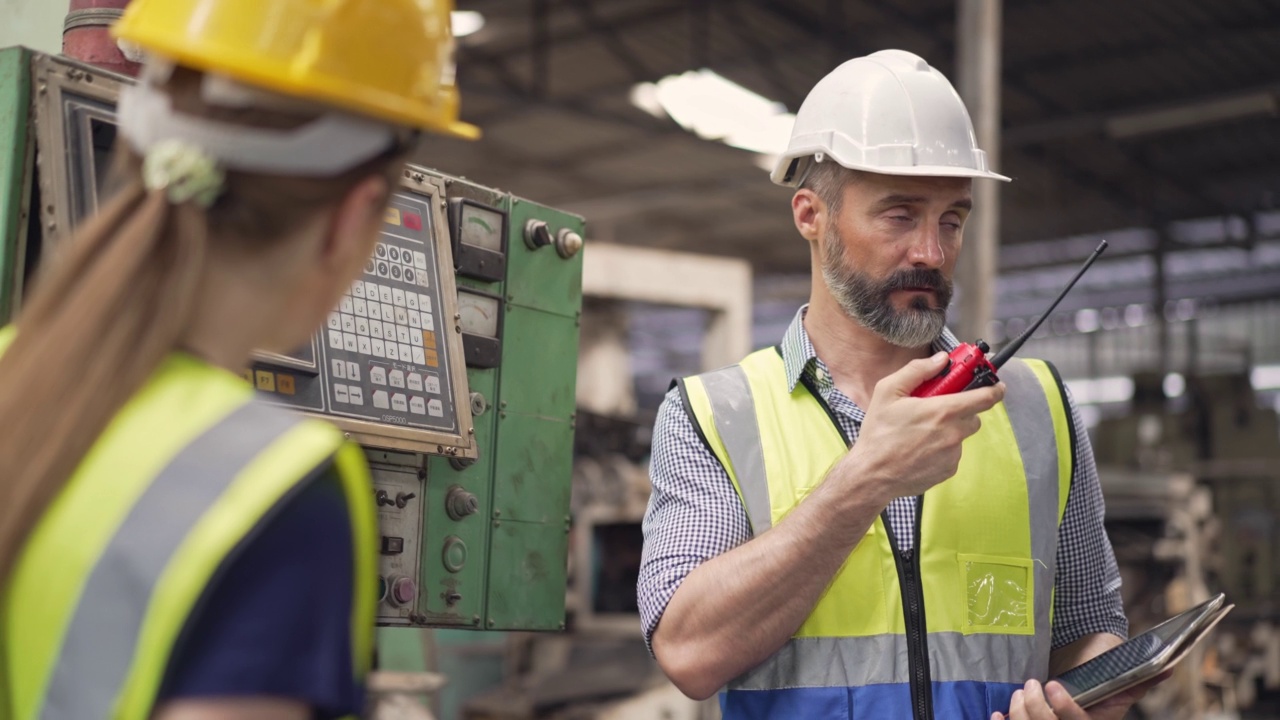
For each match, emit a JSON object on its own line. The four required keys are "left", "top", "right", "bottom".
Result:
{"left": 457, "top": 291, "right": 500, "bottom": 338}
{"left": 460, "top": 204, "right": 503, "bottom": 252}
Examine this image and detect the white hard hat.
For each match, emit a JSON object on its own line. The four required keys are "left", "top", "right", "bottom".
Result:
{"left": 771, "top": 49, "right": 1009, "bottom": 186}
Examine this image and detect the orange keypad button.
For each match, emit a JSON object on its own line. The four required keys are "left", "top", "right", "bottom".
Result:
{"left": 422, "top": 331, "right": 436, "bottom": 349}
{"left": 255, "top": 370, "right": 276, "bottom": 393}
{"left": 276, "top": 374, "right": 296, "bottom": 395}
{"left": 425, "top": 349, "right": 439, "bottom": 367}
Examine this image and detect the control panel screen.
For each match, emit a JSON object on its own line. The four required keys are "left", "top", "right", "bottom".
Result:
{"left": 257, "top": 342, "right": 319, "bottom": 374}
{"left": 322, "top": 193, "right": 460, "bottom": 433}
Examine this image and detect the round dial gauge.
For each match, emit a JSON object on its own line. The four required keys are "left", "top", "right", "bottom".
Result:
{"left": 457, "top": 291, "right": 500, "bottom": 338}
{"left": 460, "top": 205, "right": 503, "bottom": 252}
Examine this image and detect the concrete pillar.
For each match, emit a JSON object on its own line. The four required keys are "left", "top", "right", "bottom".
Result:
{"left": 955, "top": 0, "right": 1003, "bottom": 343}
{"left": 1155, "top": 228, "right": 1170, "bottom": 376}
{"left": 576, "top": 299, "right": 638, "bottom": 419}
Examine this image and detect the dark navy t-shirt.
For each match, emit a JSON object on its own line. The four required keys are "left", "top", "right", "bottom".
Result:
{"left": 157, "top": 464, "right": 363, "bottom": 718}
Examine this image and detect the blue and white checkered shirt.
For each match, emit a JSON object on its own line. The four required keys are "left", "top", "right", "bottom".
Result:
{"left": 639, "top": 307, "right": 1127, "bottom": 653}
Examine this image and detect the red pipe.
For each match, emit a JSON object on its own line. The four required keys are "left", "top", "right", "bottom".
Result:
{"left": 63, "top": 0, "right": 140, "bottom": 77}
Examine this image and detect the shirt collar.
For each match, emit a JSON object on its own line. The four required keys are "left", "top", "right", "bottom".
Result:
{"left": 780, "top": 305, "right": 962, "bottom": 393}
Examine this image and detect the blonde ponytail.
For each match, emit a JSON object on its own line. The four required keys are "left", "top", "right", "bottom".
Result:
{"left": 0, "top": 176, "right": 212, "bottom": 584}
{"left": 0, "top": 68, "right": 408, "bottom": 589}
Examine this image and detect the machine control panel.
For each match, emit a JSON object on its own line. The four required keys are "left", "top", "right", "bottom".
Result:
{"left": 368, "top": 453, "right": 425, "bottom": 625}
{"left": 250, "top": 176, "right": 476, "bottom": 458}
{"left": 323, "top": 193, "right": 460, "bottom": 433}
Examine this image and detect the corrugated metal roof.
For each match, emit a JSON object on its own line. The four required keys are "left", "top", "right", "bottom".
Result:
{"left": 441, "top": 0, "right": 1280, "bottom": 303}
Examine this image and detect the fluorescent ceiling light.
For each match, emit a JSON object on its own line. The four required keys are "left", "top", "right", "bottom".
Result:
{"left": 753, "top": 153, "right": 780, "bottom": 172}
{"left": 1106, "top": 91, "right": 1278, "bottom": 139}
{"left": 1066, "top": 376, "right": 1135, "bottom": 405}
{"left": 632, "top": 69, "right": 795, "bottom": 160}
{"left": 1124, "top": 304, "right": 1146, "bottom": 327}
{"left": 1253, "top": 365, "right": 1280, "bottom": 391}
{"left": 452, "top": 10, "right": 485, "bottom": 38}
{"left": 1074, "top": 308, "right": 1100, "bottom": 333}
{"left": 629, "top": 83, "right": 665, "bottom": 119}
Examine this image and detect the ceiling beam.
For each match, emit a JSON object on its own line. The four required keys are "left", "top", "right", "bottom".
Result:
{"left": 531, "top": 0, "right": 551, "bottom": 98}
{"left": 567, "top": 0, "right": 658, "bottom": 85}
{"left": 851, "top": 0, "right": 1238, "bottom": 222}
{"left": 690, "top": 0, "right": 711, "bottom": 69}
{"left": 754, "top": 0, "right": 1146, "bottom": 218}
{"left": 461, "top": 50, "right": 677, "bottom": 134}
{"left": 719, "top": 0, "right": 805, "bottom": 108}
{"left": 462, "top": 83, "right": 676, "bottom": 135}
{"left": 1010, "top": 19, "right": 1280, "bottom": 78}
{"left": 464, "top": 1, "right": 687, "bottom": 64}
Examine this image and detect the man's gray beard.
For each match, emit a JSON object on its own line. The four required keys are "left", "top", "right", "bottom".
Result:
{"left": 821, "top": 230, "right": 951, "bottom": 349}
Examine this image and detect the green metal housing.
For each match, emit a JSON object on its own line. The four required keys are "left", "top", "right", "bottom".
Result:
{"left": 0, "top": 47, "right": 33, "bottom": 324}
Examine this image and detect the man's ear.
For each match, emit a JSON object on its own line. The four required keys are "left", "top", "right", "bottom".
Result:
{"left": 792, "top": 189, "right": 825, "bottom": 244}
{"left": 321, "top": 175, "right": 391, "bottom": 267}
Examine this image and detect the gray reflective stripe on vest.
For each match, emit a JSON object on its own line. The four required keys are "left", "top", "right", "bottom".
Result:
{"left": 998, "top": 359, "right": 1062, "bottom": 675}
{"left": 729, "top": 632, "right": 1040, "bottom": 690}
{"left": 700, "top": 365, "right": 773, "bottom": 533}
{"left": 710, "top": 358, "right": 1064, "bottom": 692}
{"left": 40, "top": 400, "right": 303, "bottom": 720}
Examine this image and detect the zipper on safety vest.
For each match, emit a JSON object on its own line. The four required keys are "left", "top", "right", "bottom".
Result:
{"left": 795, "top": 375, "right": 935, "bottom": 718}
{"left": 883, "top": 498, "right": 934, "bottom": 720}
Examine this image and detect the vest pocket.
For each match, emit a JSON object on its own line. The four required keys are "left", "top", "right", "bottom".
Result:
{"left": 958, "top": 553, "right": 1034, "bottom": 635}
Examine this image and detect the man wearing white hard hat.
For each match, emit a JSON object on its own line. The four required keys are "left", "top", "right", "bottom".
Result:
{"left": 639, "top": 50, "right": 1144, "bottom": 720}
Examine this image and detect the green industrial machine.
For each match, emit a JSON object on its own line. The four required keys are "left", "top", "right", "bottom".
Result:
{"left": 0, "top": 47, "right": 583, "bottom": 647}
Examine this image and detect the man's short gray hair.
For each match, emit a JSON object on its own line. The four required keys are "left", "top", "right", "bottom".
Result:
{"left": 798, "top": 158, "right": 864, "bottom": 217}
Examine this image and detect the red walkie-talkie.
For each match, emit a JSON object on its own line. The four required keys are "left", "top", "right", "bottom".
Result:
{"left": 911, "top": 240, "right": 1109, "bottom": 398}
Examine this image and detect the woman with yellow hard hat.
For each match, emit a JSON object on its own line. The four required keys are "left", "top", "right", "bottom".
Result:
{"left": 0, "top": 1, "right": 477, "bottom": 719}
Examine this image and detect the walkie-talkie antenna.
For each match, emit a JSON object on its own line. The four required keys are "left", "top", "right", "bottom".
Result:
{"left": 989, "top": 240, "right": 1109, "bottom": 369}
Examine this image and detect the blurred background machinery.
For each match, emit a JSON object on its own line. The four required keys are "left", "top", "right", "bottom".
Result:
{"left": 1091, "top": 367, "right": 1280, "bottom": 719}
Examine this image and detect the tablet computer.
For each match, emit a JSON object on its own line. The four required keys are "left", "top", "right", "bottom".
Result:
{"left": 1051, "top": 593, "right": 1233, "bottom": 709}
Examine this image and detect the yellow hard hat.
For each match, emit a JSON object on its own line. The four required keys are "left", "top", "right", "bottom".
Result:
{"left": 112, "top": 0, "right": 480, "bottom": 140}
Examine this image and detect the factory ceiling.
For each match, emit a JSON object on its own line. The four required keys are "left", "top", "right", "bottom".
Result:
{"left": 419, "top": 0, "right": 1280, "bottom": 312}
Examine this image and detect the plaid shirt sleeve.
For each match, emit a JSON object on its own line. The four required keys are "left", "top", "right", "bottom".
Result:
{"left": 638, "top": 388, "right": 751, "bottom": 652}
{"left": 1051, "top": 387, "right": 1129, "bottom": 648}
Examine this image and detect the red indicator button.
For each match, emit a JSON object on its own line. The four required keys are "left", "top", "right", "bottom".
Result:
{"left": 404, "top": 212, "right": 422, "bottom": 231}
{"left": 391, "top": 576, "right": 417, "bottom": 606}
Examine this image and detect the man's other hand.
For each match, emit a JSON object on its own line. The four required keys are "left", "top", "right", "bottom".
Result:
{"left": 993, "top": 674, "right": 1167, "bottom": 720}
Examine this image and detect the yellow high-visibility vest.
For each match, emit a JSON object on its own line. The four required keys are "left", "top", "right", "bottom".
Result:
{"left": 2, "top": 331, "right": 378, "bottom": 720}
{"left": 679, "top": 347, "right": 1073, "bottom": 719}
